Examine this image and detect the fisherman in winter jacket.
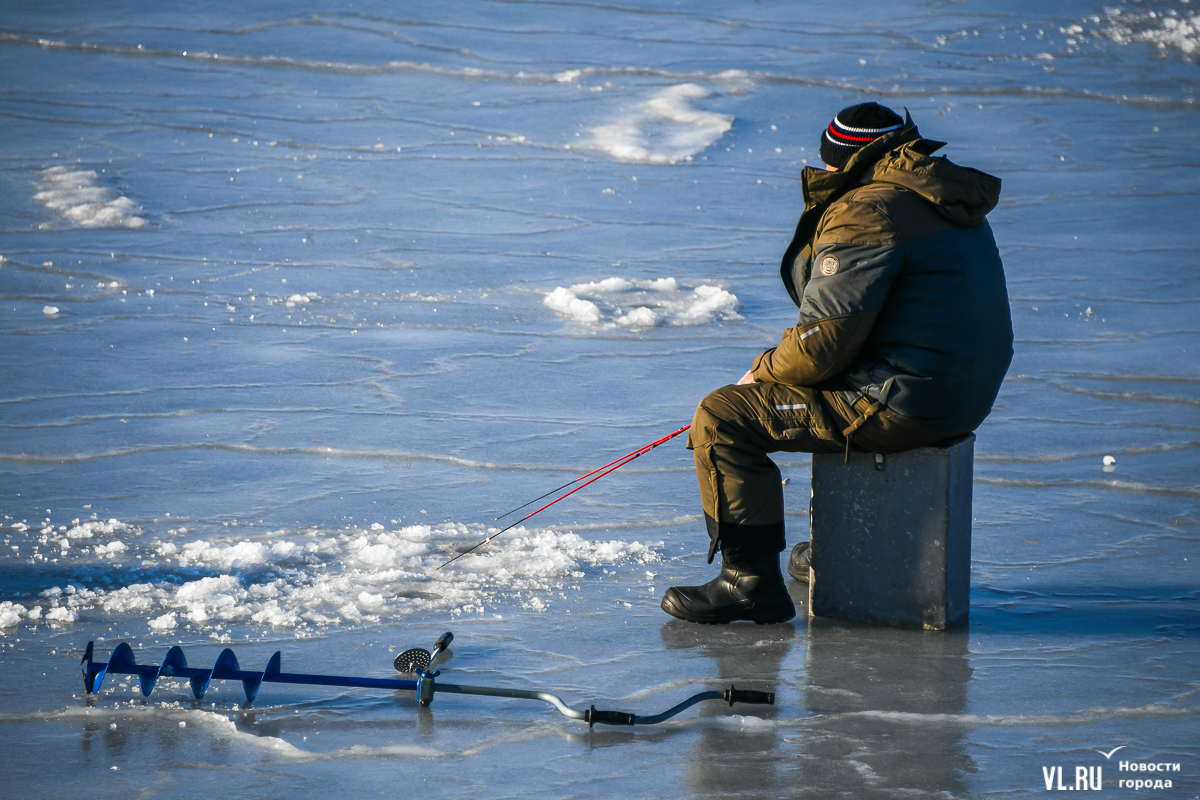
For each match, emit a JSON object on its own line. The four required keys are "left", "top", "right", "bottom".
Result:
{"left": 662, "top": 102, "right": 1014, "bottom": 624}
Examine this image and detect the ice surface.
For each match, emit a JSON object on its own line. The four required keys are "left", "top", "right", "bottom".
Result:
{"left": 1, "top": 0, "right": 1198, "bottom": 796}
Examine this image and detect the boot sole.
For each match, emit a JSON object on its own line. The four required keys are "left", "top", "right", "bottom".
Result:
{"left": 660, "top": 594, "right": 795, "bottom": 625}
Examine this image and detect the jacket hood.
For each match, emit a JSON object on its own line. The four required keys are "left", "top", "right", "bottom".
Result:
{"left": 869, "top": 141, "right": 1001, "bottom": 225}
{"left": 802, "top": 110, "right": 1001, "bottom": 225}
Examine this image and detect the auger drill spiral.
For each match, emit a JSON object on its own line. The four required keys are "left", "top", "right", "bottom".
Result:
{"left": 80, "top": 632, "right": 774, "bottom": 728}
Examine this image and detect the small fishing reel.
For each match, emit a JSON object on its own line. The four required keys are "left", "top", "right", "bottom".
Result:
{"left": 393, "top": 630, "right": 453, "bottom": 675}
{"left": 394, "top": 631, "right": 454, "bottom": 706}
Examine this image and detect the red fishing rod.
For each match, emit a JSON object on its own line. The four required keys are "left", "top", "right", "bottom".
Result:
{"left": 491, "top": 426, "right": 689, "bottom": 522}
{"left": 435, "top": 424, "right": 690, "bottom": 571}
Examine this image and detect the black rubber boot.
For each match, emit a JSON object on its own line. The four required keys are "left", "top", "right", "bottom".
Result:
{"left": 660, "top": 555, "right": 795, "bottom": 624}
{"left": 786, "top": 541, "right": 811, "bottom": 583}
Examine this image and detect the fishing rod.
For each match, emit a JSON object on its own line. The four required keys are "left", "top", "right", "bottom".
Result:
{"left": 80, "top": 632, "right": 774, "bottom": 728}
{"left": 491, "top": 428, "right": 687, "bottom": 522}
{"left": 435, "top": 424, "right": 691, "bottom": 571}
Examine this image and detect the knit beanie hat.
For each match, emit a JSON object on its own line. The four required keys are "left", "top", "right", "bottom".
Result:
{"left": 819, "top": 102, "right": 904, "bottom": 170}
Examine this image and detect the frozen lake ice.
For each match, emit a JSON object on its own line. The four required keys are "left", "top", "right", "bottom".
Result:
{"left": 1, "top": 0, "right": 1198, "bottom": 796}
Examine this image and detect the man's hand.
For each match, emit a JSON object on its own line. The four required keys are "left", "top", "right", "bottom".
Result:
{"left": 736, "top": 370, "right": 756, "bottom": 385}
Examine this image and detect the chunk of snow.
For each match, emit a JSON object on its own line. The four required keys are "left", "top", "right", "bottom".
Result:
{"left": 34, "top": 166, "right": 147, "bottom": 229}
{"left": 582, "top": 84, "right": 733, "bottom": 165}
{"left": 149, "top": 612, "right": 178, "bottom": 630}
{"left": 544, "top": 277, "right": 741, "bottom": 329}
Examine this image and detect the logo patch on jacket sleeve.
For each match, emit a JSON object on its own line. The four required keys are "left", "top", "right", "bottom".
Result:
{"left": 819, "top": 254, "right": 840, "bottom": 276}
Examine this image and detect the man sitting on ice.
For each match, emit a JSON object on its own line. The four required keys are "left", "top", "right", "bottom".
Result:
{"left": 661, "top": 102, "right": 1013, "bottom": 624}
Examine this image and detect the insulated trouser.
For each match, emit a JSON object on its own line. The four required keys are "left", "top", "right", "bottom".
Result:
{"left": 687, "top": 383, "right": 962, "bottom": 564}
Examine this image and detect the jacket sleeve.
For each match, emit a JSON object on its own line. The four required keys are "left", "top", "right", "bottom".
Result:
{"left": 752, "top": 208, "right": 904, "bottom": 386}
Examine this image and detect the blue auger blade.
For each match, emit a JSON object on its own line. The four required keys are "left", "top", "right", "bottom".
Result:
{"left": 85, "top": 642, "right": 418, "bottom": 702}
{"left": 212, "top": 648, "right": 265, "bottom": 704}
{"left": 255, "top": 652, "right": 285, "bottom": 705}
{"left": 109, "top": 642, "right": 162, "bottom": 697}
{"left": 161, "top": 645, "right": 212, "bottom": 699}
{"left": 81, "top": 641, "right": 106, "bottom": 694}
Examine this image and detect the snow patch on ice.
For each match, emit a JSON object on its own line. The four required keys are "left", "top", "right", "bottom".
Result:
{"left": 26, "top": 520, "right": 660, "bottom": 633}
{"left": 1101, "top": 6, "right": 1200, "bottom": 58}
{"left": 582, "top": 84, "right": 733, "bottom": 165}
{"left": 44, "top": 606, "right": 76, "bottom": 623}
{"left": 543, "top": 287, "right": 602, "bottom": 324}
{"left": 94, "top": 540, "right": 127, "bottom": 557}
{"left": 149, "top": 612, "right": 178, "bottom": 630}
{"left": 0, "top": 601, "right": 35, "bottom": 628}
{"left": 714, "top": 714, "right": 780, "bottom": 730}
{"left": 197, "top": 712, "right": 447, "bottom": 760}
{"left": 6, "top": 705, "right": 447, "bottom": 761}
{"left": 34, "top": 166, "right": 148, "bottom": 229}
{"left": 544, "top": 277, "right": 741, "bottom": 329}
{"left": 328, "top": 743, "right": 448, "bottom": 760}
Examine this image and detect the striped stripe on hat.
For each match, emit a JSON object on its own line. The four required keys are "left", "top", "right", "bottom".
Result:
{"left": 818, "top": 102, "right": 905, "bottom": 170}
{"left": 825, "top": 117, "right": 903, "bottom": 148}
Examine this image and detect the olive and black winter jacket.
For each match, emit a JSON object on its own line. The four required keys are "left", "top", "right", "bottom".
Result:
{"left": 750, "top": 115, "right": 1014, "bottom": 433}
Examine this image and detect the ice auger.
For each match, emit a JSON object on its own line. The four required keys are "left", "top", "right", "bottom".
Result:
{"left": 80, "top": 631, "right": 775, "bottom": 727}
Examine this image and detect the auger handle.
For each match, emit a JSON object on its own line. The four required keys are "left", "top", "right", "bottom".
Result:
{"left": 725, "top": 685, "right": 774, "bottom": 706}
{"left": 427, "top": 631, "right": 454, "bottom": 670}
{"left": 583, "top": 705, "right": 635, "bottom": 728}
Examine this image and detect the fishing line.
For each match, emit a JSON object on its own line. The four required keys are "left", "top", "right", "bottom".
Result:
{"left": 491, "top": 439, "right": 664, "bottom": 522}
{"left": 435, "top": 424, "right": 690, "bottom": 571}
